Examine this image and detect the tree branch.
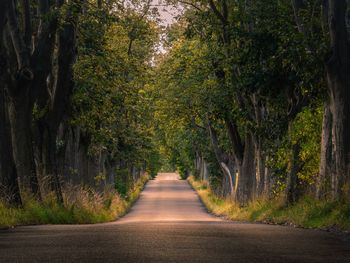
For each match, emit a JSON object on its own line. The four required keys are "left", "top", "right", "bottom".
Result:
{"left": 177, "top": 0, "right": 203, "bottom": 11}
{"left": 225, "top": 118, "right": 244, "bottom": 165}
{"left": 21, "top": 0, "right": 32, "bottom": 52}
{"left": 321, "top": 0, "right": 329, "bottom": 35}
{"left": 6, "top": 0, "right": 31, "bottom": 75}
{"left": 220, "top": 0, "right": 228, "bottom": 21}
{"left": 291, "top": 0, "right": 308, "bottom": 35}
{"left": 208, "top": 0, "right": 227, "bottom": 25}
{"left": 206, "top": 117, "right": 224, "bottom": 162}
{"left": 328, "top": 0, "right": 349, "bottom": 59}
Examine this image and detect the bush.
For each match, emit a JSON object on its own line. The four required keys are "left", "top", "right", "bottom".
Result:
{"left": 115, "top": 168, "right": 132, "bottom": 198}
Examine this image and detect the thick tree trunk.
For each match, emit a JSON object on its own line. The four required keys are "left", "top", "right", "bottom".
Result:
{"left": 285, "top": 142, "right": 301, "bottom": 205}
{"left": 326, "top": 0, "right": 350, "bottom": 199}
{"left": 34, "top": 5, "right": 78, "bottom": 203}
{"left": 201, "top": 157, "right": 209, "bottom": 181}
{"left": 237, "top": 133, "right": 256, "bottom": 205}
{"left": 0, "top": 82, "right": 22, "bottom": 207}
{"left": 42, "top": 126, "right": 63, "bottom": 203}
{"left": 194, "top": 154, "right": 209, "bottom": 181}
{"left": 328, "top": 74, "right": 350, "bottom": 199}
{"left": 0, "top": 0, "right": 22, "bottom": 207}
{"left": 225, "top": 118, "right": 244, "bottom": 164}
{"left": 317, "top": 103, "right": 333, "bottom": 199}
{"left": 8, "top": 92, "right": 41, "bottom": 199}
{"left": 255, "top": 143, "right": 265, "bottom": 196}
{"left": 225, "top": 118, "right": 257, "bottom": 204}
{"left": 2, "top": 0, "right": 41, "bottom": 200}
{"left": 251, "top": 94, "right": 266, "bottom": 197}
{"left": 220, "top": 161, "right": 235, "bottom": 196}
{"left": 206, "top": 119, "right": 235, "bottom": 196}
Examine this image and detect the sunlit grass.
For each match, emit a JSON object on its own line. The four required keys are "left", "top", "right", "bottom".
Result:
{"left": 0, "top": 175, "right": 149, "bottom": 228}
{"left": 188, "top": 176, "right": 350, "bottom": 230}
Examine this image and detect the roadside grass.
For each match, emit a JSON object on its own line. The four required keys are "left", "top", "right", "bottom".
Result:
{"left": 0, "top": 174, "right": 149, "bottom": 227}
{"left": 188, "top": 176, "right": 350, "bottom": 231}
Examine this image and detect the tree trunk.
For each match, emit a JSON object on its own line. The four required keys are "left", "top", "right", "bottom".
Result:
{"left": 34, "top": 4, "right": 78, "bottom": 203}
{"left": 201, "top": 157, "right": 209, "bottom": 181}
{"left": 285, "top": 142, "right": 301, "bottom": 205}
{"left": 264, "top": 155, "right": 271, "bottom": 195}
{"left": 254, "top": 137, "right": 265, "bottom": 197}
{"left": 237, "top": 133, "right": 256, "bottom": 205}
{"left": 317, "top": 103, "right": 333, "bottom": 199}
{"left": 0, "top": 0, "right": 22, "bottom": 207}
{"left": 4, "top": 0, "right": 41, "bottom": 199}
{"left": 206, "top": 119, "right": 235, "bottom": 196}
{"left": 42, "top": 125, "right": 63, "bottom": 203}
{"left": 0, "top": 80, "right": 22, "bottom": 207}
{"left": 8, "top": 91, "right": 41, "bottom": 199}
{"left": 328, "top": 74, "right": 350, "bottom": 199}
{"left": 194, "top": 152, "right": 201, "bottom": 179}
{"left": 326, "top": 0, "right": 350, "bottom": 199}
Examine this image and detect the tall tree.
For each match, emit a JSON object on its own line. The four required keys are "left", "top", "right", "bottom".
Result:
{"left": 325, "top": 0, "right": 350, "bottom": 199}
{"left": 0, "top": 0, "right": 22, "bottom": 206}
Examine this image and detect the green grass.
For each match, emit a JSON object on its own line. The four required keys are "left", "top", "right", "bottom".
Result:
{"left": 188, "top": 176, "right": 350, "bottom": 230}
{"left": 0, "top": 175, "right": 150, "bottom": 228}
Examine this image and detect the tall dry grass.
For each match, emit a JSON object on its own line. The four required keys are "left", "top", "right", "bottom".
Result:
{"left": 188, "top": 176, "right": 350, "bottom": 230}
{"left": 0, "top": 174, "right": 150, "bottom": 227}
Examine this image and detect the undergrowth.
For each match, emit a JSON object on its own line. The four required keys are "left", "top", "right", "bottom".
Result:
{"left": 0, "top": 175, "right": 149, "bottom": 227}
{"left": 188, "top": 176, "right": 350, "bottom": 230}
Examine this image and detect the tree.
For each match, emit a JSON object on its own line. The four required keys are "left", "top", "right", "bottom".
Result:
{"left": 324, "top": 0, "right": 350, "bottom": 199}
{"left": 0, "top": 2, "right": 21, "bottom": 205}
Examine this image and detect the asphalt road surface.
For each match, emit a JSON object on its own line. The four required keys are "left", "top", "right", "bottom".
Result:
{"left": 1, "top": 173, "right": 350, "bottom": 263}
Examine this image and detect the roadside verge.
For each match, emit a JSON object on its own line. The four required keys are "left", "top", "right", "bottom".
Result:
{"left": 188, "top": 176, "right": 350, "bottom": 233}
{"left": 0, "top": 174, "right": 150, "bottom": 228}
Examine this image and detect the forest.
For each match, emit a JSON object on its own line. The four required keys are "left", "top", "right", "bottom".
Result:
{"left": 0, "top": 0, "right": 350, "bottom": 227}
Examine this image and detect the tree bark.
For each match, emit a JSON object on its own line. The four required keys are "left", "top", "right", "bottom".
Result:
{"left": 255, "top": 140, "right": 265, "bottom": 196}
{"left": 201, "top": 156, "right": 209, "bottom": 181}
{"left": 285, "top": 142, "right": 301, "bottom": 205}
{"left": 6, "top": 0, "right": 31, "bottom": 72}
{"left": 317, "top": 103, "right": 333, "bottom": 199}
{"left": 264, "top": 155, "right": 271, "bottom": 195}
{"left": 0, "top": 6, "right": 22, "bottom": 206}
{"left": 35, "top": 1, "right": 79, "bottom": 203}
{"left": 237, "top": 133, "right": 256, "bottom": 205}
{"left": 224, "top": 117, "right": 258, "bottom": 204}
{"left": 5, "top": 0, "right": 42, "bottom": 199}
{"left": 7, "top": 89, "right": 41, "bottom": 198}
{"left": 0, "top": 87, "right": 22, "bottom": 207}
{"left": 206, "top": 119, "right": 235, "bottom": 196}
{"left": 225, "top": 118, "right": 244, "bottom": 164}
{"left": 326, "top": 0, "right": 350, "bottom": 199}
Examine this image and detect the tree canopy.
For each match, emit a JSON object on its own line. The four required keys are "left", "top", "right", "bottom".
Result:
{"left": 0, "top": 0, "right": 349, "bottom": 210}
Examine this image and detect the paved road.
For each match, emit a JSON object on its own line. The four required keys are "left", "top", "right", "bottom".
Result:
{"left": 1, "top": 173, "right": 350, "bottom": 262}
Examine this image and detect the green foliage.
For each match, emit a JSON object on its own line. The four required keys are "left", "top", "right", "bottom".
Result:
{"left": 71, "top": 1, "right": 163, "bottom": 185}
{"left": 146, "top": 150, "right": 162, "bottom": 178}
{"left": 115, "top": 168, "right": 132, "bottom": 198}
{"left": 270, "top": 106, "right": 323, "bottom": 194}
{"left": 153, "top": 0, "right": 329, "bottom": 203}
{"left": 291, "top": 106, "right": 323, "bottom": 183}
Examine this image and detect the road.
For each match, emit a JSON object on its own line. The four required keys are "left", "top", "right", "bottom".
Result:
{"left": 1, "top": 173, "right": 350, "bottom": 262}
